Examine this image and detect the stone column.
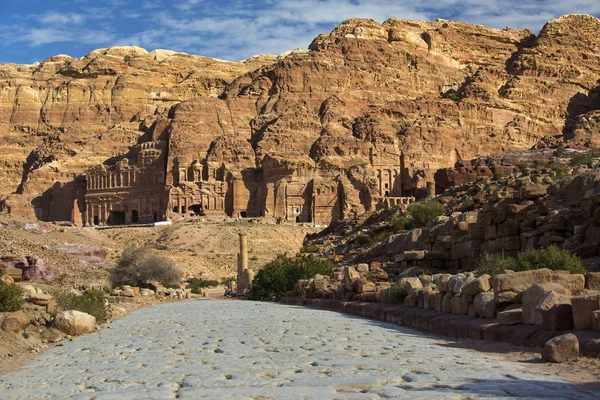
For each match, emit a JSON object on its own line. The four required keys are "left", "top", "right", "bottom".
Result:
{"left": 426, "top": 181, "right": 435, "bottom": 199}
{"left": 237, "top": 233, "right": 249, "bottom": 294}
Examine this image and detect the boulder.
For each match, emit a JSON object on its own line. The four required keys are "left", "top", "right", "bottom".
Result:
{"left": 474, "top": 291, "right": 496, "bottom": 319}
{"left": 551, "top": 273, "right": 585, "bottom": 292}
{"left": 122, "top": 289, "right": 136, "bottom": 297}
{"left": 536, "top": 291, "right": 574, "bottom": 330}
{"left": 447, "top": 273, "right": 465, "bottom": 294}
{"left": 522, "top": 184, "right": 547, "bottom": 199}
{"left": 402, "top": 277, "right": 422, "bottom": 291}
{"left": 29, "top": 293, "right": 52, "bottom": 306}
{"left": 356, "top": 263, "right": 369, "bottom": 273}
{"left": 441, "top": 292, "right": 452, "bottom": 313}
{"left": 436, "top": 274, "right": 452, "bottom": 292}
{"left": 497, "top": 308, "right": 522, "bottom": 325}
{"left": 522, "top": 283, "right": 571, "bottom": 325}
{"left": 461, "top": 274, "right": 491, "bottom": 296}
{"left": 450, "top": 296, "right": 462, "bottom": 314}
{"left": 1, "top": 311, "right": 29, "bottom": 333}
{"left": 571, "top": 294, "right": 600, "bottom": 330}
{"left": 344, "top": 266, "right": 361, "bottom": 291}
{"left": 542, "top": 334, "right": 579, "bottom": 363}
{"left": 454, "top": 274, "right": 476, "bottom": 295}
{"left": 53, "top": 310, "right": 96, "bottom": 335}
{"left": 19, "top": 284, "right": 37, "bottom": 297}
{"left": 492, "top": 268, "right": 553, "bottom": 303}
{"left": 403, "top": 250, "right": 426, "bottom": 261}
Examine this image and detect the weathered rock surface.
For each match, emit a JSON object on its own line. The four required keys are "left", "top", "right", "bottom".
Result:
{"left": 1, "top": 311, "right": 29, "bottom": 333}
{"left": 2, "top": 15, "right": 600, "bottom": 226}
{"left": 1, "top": 301, "right": 597, "bottom": 399}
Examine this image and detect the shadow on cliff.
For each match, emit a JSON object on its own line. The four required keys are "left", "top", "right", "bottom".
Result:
{"left": 562, "top": 83, "right": 600, "bottom": 141}
{"left": 30, "top": 177, "right": 86, "bottom": 223}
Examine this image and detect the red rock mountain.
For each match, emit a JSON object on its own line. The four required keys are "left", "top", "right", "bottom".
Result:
{"left": 0, "top": 15, "right": 599, "bottom": 225}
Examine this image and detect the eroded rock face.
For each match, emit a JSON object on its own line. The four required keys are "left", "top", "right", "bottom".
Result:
{"left": 2, "top": 15, "right": 600, "bottom": 225}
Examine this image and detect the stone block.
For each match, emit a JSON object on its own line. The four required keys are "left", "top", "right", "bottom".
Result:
{"left": 571, "top": 294, "right": 600, "bottom": 330}
{"left": 542, "top": 333, "right": 579, "bottom": 363}
{"left": 436, "top": 274, "right": 452, "bottom": 292}
{"left": 454, "top": 274, "right": 475, "bottom": 294}
{"left": 585, "top": 272, "right": 600, "bottom": 291}
{"left": 592, "top": 310, "right": 600, "bottom": 331}
{"left": 468, "top": 303, "right": 477, "bottom": 318}
{"left": 403, "top": 250, "right": 426, "bottom": 261}
{"left": 441, "top": 292, "right": 452, "bottom": 313}
{"left": 402, "top": 277, "right": 423, "bottom": 291}
{"left": 403, "top": 295, "right": 417, "bottom": 307}
{"left": 450, "top": 296, "right": 462, "bottom": 314}
{"left": 551, "top": 273, "right": 585, "bottom": 292}
{"left": 522, "top": 283, "right": 571, "bottom": 325}
{"left": 468, "top": 224, "right": 484, "bottom": 241}
{"left": 497, "top": 308, "right": 522, "bottom": 325}
{"left": 461, "top": 274, "right": 491, "bottom": 296}
{"left": 356, "top": 263, "right": 369, "bottom": 273}
{"left": 433, "top": 291, "right": 443, "bottom": 312}
{"left": 492, "top": 268, "right": 553, "bottom": 303}
{"left": 460, "top": 295, "right": 474, "bottom": 315}
{"left": 536, "top": 291, "right": 574, "bottom": 331}
{"left": 504, "top": 235, "right": 521, "bottom": 251}
{"left": 447, "top": 273, "right": 465, "bottom": 294}
{"left": 484, "top": 225, "right": 497, "bottom": 241}
{"left": 522, "top": 184, "right": 547, "bottom": 199}
{"left": 474, "top": 291, "right": 496, "bottom": 319}
{"left": 344, "top": 266, "right": 360, "bottom": 291}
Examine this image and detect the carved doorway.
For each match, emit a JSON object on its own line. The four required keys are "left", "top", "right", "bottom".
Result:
{"left": 132, "top": 210, "right": 139, "bottom": 223}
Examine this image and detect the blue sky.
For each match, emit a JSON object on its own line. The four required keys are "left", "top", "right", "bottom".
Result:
{"left": 1, "top": 0, "right": 599, "bottom": 64}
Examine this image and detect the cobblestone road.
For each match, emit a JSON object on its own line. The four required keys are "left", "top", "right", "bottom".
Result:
{"left": 1, "top": 300, "right": 597, "bottom": 399}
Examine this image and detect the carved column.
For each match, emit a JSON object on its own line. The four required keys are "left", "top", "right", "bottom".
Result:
{"left": 237, "top": 233, "right": 249, "bottom": 294}
{"left": 426, "top": 181, "right": 435, "bottom": 199}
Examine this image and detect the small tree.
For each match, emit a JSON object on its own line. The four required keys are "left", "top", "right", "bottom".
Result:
{"left": 249, "top": 255, "right": 334, "bottom": 301}
{"left": 112, "top": 247, "right": 182, "bottom": 288}
{"left": 123, "top": 55, "right": 133, "bottom": 63}
{"left": 477, "top": 252, "right": 518, "bottom": 276}
{"left": 517, "top": 245, "right": 585, "bottom": 274}
{"left": 0, "top": 282, "right": 24, "bottom": 312}
{"left": 408, "top": 200, "right": 445, "bottom": 227}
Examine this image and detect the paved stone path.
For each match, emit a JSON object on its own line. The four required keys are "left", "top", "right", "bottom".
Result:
{"left": 1, "top": 300, "right": 597, "bottom": 399}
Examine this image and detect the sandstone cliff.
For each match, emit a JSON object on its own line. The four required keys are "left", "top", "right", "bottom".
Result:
{"left": 1, "top": 15, "right": 599, "bottom": 224}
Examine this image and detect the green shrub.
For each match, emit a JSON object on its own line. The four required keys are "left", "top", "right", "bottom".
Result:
{"left": 477, "top": 252, "right": 518, "bottom": 276}
{"left": 249, "top": 255, "right": 334, "bottom": 301}
{"left": 418, "top": 275, "right": 433, "bottom": 285}
{"left": 570, "top": 153, "right": 593, "bottom": 167}
{"left": 0, "top": 282, "right": 24, "bottom": 312}
{"left": 52, "top": 289, "right": 109, "bottom": 323}
{"left": 408, "top": 200, "right": 445, "bottom": 227}
{"left": 301, "top": 245, "right": 318, "bottom": 254}
{"left": 187, "top": 278, "right": 219, "bottom": 294}
{"left": 22, "top": 331, "right": 30, "bottom": 339}
{"left": 112, "top": 247, "right": 182, "bottom": 288}
{"left": 493, "top": 171, "right": 506, "bottom": 180}
{"left": 516, "top": 245, "right": 585, "bottom": 274}
{"left": 373, "top": 231, "right": 390, "bottom": 243}
{"left": 388, "top": 283, "right": 407, "bottom": 305}
{"left": 123, "top": 55, "right": 132, "bottom": 63}
{"left": 392, "top": 215, "right": 412, "bottom": 232}
{"left": 462, "top": 198, "right": 475, "bottom": 211}
{"left": 355, "top": 232, "right": 372, "bottom": 246}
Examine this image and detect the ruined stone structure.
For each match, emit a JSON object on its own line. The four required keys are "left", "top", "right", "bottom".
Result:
{"left": 236, "top": 233, "right": 253, "bottom": 294}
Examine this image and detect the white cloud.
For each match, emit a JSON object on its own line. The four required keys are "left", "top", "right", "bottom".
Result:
{"left": 38, "top": 12, "right": 87, "bottom": 25}
{"left": 1, "top": 0, "right": 600, "bottom": 62}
